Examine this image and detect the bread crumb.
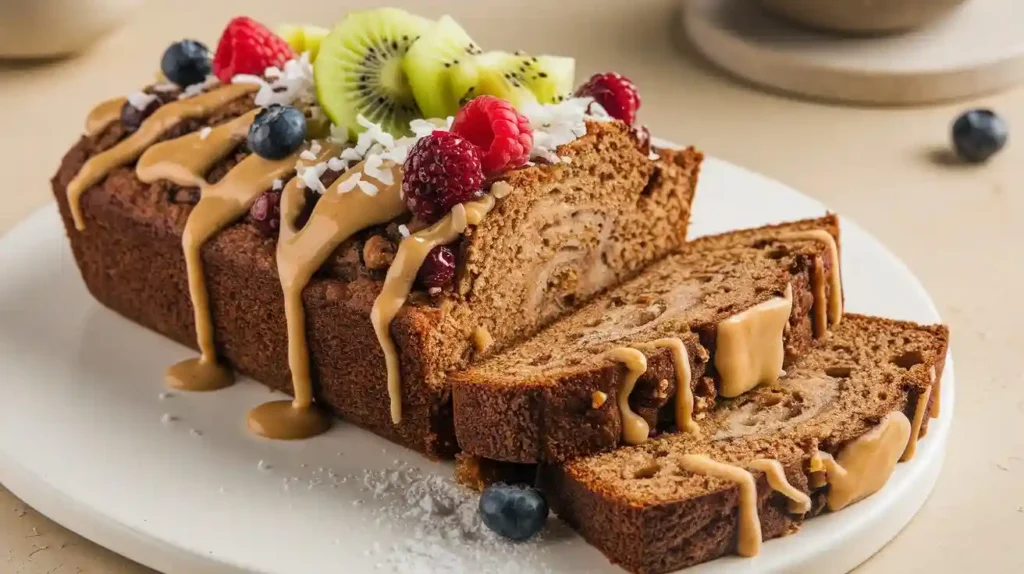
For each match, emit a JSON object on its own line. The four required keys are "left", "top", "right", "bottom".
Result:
{"left": 491, "top": 181, "right": 513, "bottom": 199}
{"left": 592, "top": 391, "right": 608, "bottom": 409}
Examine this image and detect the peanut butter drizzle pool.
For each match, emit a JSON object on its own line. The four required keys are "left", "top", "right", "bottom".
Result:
{"left": 247, "top": 156, "right": 407, "bottom": 440}
{"left": 373, "top": 194, "right": 497, "bottom": 425}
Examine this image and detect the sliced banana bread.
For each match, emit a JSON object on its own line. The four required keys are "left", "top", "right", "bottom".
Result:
{"left": 53, "top": 87, "right": 702, "bottom": 458}
{"left": 541, "top": 314, "right": 949, "bottom": 574}
{"left": 450, "top": 215, "right": 842, "bottom": 463}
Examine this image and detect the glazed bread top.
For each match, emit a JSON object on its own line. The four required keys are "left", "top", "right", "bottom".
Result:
{"left": 57, "top": 78, "right": 702, "bottom": 446}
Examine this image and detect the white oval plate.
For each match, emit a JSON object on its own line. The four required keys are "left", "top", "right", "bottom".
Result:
{"left": 0, "top": 152, "right": 952, "bottom": 574}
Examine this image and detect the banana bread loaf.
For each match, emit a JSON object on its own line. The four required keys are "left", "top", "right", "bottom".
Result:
{"left": 450, "top": 215, "right": 842, "bottom": 463}
{"left": 52, "top": 82, "right": 702, "bottom": 458}
{"left": 541, "top": 314, "right": 949, "bottom": 573}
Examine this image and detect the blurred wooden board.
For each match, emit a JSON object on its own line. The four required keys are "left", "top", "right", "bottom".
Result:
{"left": 683, "top": 0, "right": 1024, "bottom": 105}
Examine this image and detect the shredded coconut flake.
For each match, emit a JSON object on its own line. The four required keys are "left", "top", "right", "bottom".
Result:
{"left": 151, "top": 82, "right": 178, "bottom": 93}
{"left": 198, "top": 127, "right": 212, "bottom": 140}
{"left": 398, "top": 224, "right": 410, "bottom": 237}
{"left": 521, "top": 98, "right": 593, "bottom": 163}
{"left": 271, "top": 178, "right": 284, "bottom": 191}
{"left": 326, "top": 157, "right": 347, "bottom": 172}
{"left": 126, "top": 91, "right": 159, "bottom": 111}
{"left": 298, "top": 161, "right": 329, "bottom": 194}
{"left": 357, "top": 179, "right": 379, "bottom": 196}
{"left": 234, "top": 52, "right": 316, "bottom": 108}
{"left": 178, "top": 75, "right": 219, "bottom": 100}
{"left": 338, "top": 171, "right": 362, "bottom": 194}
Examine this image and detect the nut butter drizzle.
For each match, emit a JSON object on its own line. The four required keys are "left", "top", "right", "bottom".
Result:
{"left": 85, "top": 96, "right": 128, "bottom": 136}
{"left": 373, "top": 194, "right": 498, "bottom": 424}
{"left": 677, "top": 455, "right": 761, "bottom": 557}
{"left": 816, "top": 411, "right": 912, "bottom": 511}
{"left": 779, "top": 229, "right": 843, "bottom": 331}
{"left": 901, "top": 384, "right": 933, "bottom": 462}
{"left": 247, "top": 156, "right": 407, "bottom": 440}
{"left": 149, "top": 129, "right": 304, "bottom": 392}
{"left": 137, "top": 111, "right": 257, "bottom": 186}
{"left": 68, "top": 84, "right": 258, "bottom": 230}
{"left": 634, "top": 338, "right": 699, "bottom": 436}
{"left": 747, "top": 458, "right": 812, "bottom": 514}
{"left": 715, "top": 284, "right": 794, "bottom": 398}
{"left": 601, "top": 348, "right": 650, "bottom": 445}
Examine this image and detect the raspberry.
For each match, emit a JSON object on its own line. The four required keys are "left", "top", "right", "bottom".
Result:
{"left": 249, "top": 190, "right": 281, "bottom": 237}
{"left": 213, "top": 17, "right": 296, "bottom": 83}
{"left": 402, "top": 131, "right": 485, "bottom": 223}
{"left": 417, "top": 245, "right": 456, "bottom": 290}
{"left": 450, "top": 96, "right": 533, "bottom": 176}
{"left": 575, "top": 73, "right": 641, "bottom": 126}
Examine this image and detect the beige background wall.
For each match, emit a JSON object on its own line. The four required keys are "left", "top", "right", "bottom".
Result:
{"left": 1, "top": 0, "right": 1021, "bottom": 571}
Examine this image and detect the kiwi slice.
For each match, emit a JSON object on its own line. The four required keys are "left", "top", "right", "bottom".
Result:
{"left": 277, "top": 24, "right": 330, "bottom": 62}
{"left": 469, "top": 51, "right": 540, "bottom": 110}
{"left": 314, "top": 8, "right": 432, "bottom": 139}
{"left": 403, "top": 15, "right": 484, "bottom": 119}
{"left": 503, "top": 51, "right": 576, "bottom": 104}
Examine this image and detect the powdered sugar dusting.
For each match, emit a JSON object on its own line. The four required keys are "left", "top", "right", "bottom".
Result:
{"left": 354, "top": 462, "right": 563, "bottom": 574}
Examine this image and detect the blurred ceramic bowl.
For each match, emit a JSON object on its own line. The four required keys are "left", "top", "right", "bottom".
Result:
{"left": 0, "top": 0, "right": 141, "bottom": 59}
{"left": 759, "top": 0, "right": 968, "bottom": 35}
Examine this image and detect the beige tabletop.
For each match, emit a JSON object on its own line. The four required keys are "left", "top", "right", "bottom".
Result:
{"left": 1, "top": 0, "right": 1021, "bottom": 572}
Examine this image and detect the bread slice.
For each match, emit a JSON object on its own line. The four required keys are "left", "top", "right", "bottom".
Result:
{"left": 541, "top": 314, "right": 948, "bottom": 574}
{"left": 451, "top": 215, "right": 842, "bottom": 463}
{"left": 52, "top": 91, "right": 701, "bottom": 458}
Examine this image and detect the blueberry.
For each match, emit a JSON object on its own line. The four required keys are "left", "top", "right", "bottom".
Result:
{"left": 161, "top": 40, "right": 212, "bottom": 88}
{"left": 952, "top": 109, "right": 1008, "bottom": 163}
{"left": 479, "top": 483, "right": 548, "bottom": 541}
{"left": 248, "top": 105, "right": 308, "bottom": 160}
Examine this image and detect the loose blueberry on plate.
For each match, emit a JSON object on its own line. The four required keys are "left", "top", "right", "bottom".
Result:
{"left": 161, "top": 40, "right": 212, "bottom": 88}
{"left": 479, "top": 483, "right": 548, "bottom": 541}
{"left": 248, "top": 105, "right": 308, "bottom": 160}
{"left": 952, "top": 109, "right": 1008, "bottom": 163}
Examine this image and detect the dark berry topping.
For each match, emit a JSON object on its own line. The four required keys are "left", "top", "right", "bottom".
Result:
{"left": 249, "top": 190, "right": 281, "bottom": 237}
{"left": 160, "top": 40, "right": 212, "bottom": 88}
{"left": 248, "top": 105, "right": 307, "bottom": 160}
{"left": 952, "top": 109, "right": 1008, "bottom": 163}
{"left": 575, "top": 72, "right": 642, "bottom": 125}
{"left": 402, "top": 131, "right": 485, "bottom": 223}
{"left": 479, "top": 483, "right": 548, "bottom": 541}
{"left": 120, "top": 97, "right": 162, "bottom": 134}
{"left": 417, "top": 245, "right": 456, "bottom": 290}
